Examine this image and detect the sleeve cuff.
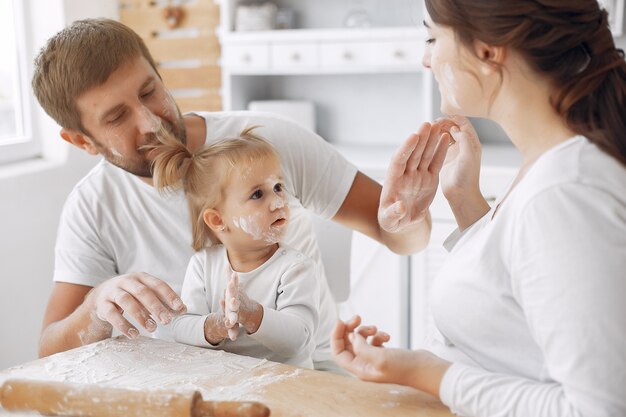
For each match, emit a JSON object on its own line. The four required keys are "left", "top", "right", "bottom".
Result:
{"left": 171, "top": 314, "right": 224, "bottom": 349}
{"left": 442, "top": 211, "right": 489, "bottom": 252}
{"left": 439, "top": 362, "right": 469, "bottom": 415}
{"left": 443, "top": 228, "right": 465, "bottom": 252}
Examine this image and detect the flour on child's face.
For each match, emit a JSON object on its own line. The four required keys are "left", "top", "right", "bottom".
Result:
{"left": 225, "top": 158, "right": 290, "bottom": 246}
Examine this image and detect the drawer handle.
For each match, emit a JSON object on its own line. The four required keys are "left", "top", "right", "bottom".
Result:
{"left": 242, "top": 54, "right": 252, "bottom": 63}
{"left": 290, "top": 53, "right": 301, "bottom": 62}
{"left": 342, "top": 51, "right": 354, "bottom": 61}
{"left": 394, "top": 50, "right": 406, "bottom": 59}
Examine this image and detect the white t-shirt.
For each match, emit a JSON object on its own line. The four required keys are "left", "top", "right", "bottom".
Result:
{"left": 171, "top": 244, "right": 321, "bottom": 368}
{"left": 53, "top": 111, "right": 358, "bottom": 363}
{"left": 427, "top": 136, "right": 626, "bottom": 417}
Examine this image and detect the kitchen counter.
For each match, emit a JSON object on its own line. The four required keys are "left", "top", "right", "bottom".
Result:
{"left": 0, "top": 337, "right": 454, "bottom": 417}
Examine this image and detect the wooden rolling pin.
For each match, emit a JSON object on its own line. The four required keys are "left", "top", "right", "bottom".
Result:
{"left": 0, "top": 379, "right": 270, "bottom": 417}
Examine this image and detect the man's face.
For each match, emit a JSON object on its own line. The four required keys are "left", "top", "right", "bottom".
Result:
{"left": 75, "top": 56, "right": 186, "bottom": 177}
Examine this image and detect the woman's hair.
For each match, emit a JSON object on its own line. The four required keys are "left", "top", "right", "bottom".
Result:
{"left": 151, "top": 125, "right": 280, "bottom": 251}
{"left": 425, "top": 0, "right": 626, "bottom": 166}
{"left": 32, "top": 18, "right": 159, "bottom": 134}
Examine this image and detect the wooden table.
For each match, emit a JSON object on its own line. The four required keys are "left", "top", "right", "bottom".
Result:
{"left": 0, "top": 337, "right": 453, "bottom": 417}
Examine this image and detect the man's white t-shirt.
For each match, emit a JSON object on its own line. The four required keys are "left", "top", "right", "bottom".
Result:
{"left": 53, "top": 111, "right": 358, "bottom": 363}
{"left": 172, "top": 244, "right": 321, "bottom": 369}
{"left": 427, "top": 136, "right": 626, "bottom": 417}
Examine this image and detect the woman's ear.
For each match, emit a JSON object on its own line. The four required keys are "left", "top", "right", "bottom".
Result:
{"left": 473, "top": 40, "right": 505, "bottom": 75}
{"left": 60, "top": 128, "right": 100, "bottom": 155}
{"left": 203, "top": 208, "right": 226, "bottom": 232}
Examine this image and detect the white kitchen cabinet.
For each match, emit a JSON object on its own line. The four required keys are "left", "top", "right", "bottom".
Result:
{"left": 340, "top": 230, "right": 408, "bottom": 349}
{"left": 217, "top": 0, "right": 520, "bottom": 349}
{"left": 218, "top": 0, "right": 433, "bottom": 148}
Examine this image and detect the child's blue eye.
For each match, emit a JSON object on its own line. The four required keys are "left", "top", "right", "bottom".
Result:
{"left": 274, "top": 183, "right": 283, "bottom": 193}
{"left": 251, "top": 189, "right": 263, "bottom": 200}
{"left": 426, "top": 38, "right": 435, "bottom": 44}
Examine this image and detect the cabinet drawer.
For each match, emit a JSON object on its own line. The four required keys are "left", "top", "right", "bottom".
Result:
{"left": 320, "top": 42, "right": 372, "bottom": 67}
{"left": 369, "top": 40, "right": 423, "bottom": 67}
{"left": 222, "top": 44, "right": 270, "bottom": 69}
{"left": 271, "top": 42, "right": 319, "bottom": 69}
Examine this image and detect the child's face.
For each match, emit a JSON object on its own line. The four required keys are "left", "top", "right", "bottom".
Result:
{"left": 220, "top": 156, "right": 290, "bottom": 247}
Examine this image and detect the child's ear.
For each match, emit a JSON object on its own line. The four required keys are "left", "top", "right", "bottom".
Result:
{"left": 203, "top": 208, "right": 226, "bottom": 232}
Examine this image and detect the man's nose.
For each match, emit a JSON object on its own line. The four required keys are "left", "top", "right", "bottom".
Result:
{"left": 136, "top": 106, "right": 160, "bottom": 135}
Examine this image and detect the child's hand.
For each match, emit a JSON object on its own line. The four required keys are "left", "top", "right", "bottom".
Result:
{"left": 223, "top": 272, "right": 240, "bottom": 341}
{"left": 223, "top": 271, "right": 264, "bottom": 335}
{"left": 203, "top": 311, "right": 231, "bottom": 345}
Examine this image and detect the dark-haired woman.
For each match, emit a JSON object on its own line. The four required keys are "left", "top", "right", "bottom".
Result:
{"left": 332, "top": 1, "right": 626, "bottom": 416}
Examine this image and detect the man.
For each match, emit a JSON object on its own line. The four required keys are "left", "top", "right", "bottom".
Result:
{"left": 34, "top": 19, "right": 448, "bottom": 371}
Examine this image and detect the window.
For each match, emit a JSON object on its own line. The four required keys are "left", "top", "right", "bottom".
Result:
{"left": 0, "top": 0, "right": 37, "bottom": 165}
{"left": 598, "top": 0, "right": 625, "bottom": 36}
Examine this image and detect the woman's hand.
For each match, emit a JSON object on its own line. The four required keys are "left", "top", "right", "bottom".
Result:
{"left": 331, "top": 316, "right": 452, "bottom": 398}
{"left": 331, "top": 315, "right": 393, "bottom": 382}
{"left": 435, "top": 116, "right": 491, "bottom": 229}
{"left": 378, "top": 123, "right": 450, "bottom": 233}
{"left": 436, "top": 116, "right": 483, "bottom": 204}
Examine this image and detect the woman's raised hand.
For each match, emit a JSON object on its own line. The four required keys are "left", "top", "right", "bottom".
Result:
{"left": 378, "top": 123, "right": 450, "bottom": 233}
{"left": 437, "top": 115, "right": 483, "bottom": 203}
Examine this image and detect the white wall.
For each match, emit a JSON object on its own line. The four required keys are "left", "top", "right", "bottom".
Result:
{"left": 0, "top": 0, "right": 117, "bottom": 370}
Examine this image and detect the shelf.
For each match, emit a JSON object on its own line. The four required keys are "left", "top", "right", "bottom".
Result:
{"left": 220, "top": 27, "right": 425, "bottom": 44}
{"left": 221, "top": 27, "right": 426, "bottom": 76}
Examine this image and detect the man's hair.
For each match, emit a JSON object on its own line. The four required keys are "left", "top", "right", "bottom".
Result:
{"left": 32, "top": 18, "right": 159, "bottom": 133}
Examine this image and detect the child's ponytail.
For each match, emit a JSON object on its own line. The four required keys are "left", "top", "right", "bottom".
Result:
{"left": 150, "top": 124, "right": 194, "bottom": 191}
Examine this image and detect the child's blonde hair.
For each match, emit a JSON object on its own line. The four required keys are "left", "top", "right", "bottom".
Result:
{"left": 151, "top": 125, "right": 280, "bottom": 251}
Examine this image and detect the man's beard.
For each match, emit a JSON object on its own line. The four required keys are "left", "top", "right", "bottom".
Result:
{"left": 97, "top": 115, "right": 186, "bottom": 178}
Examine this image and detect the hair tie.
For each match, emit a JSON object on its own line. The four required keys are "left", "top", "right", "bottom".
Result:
{"left": 179, "top": 156, "right": 193, "bottom": 179}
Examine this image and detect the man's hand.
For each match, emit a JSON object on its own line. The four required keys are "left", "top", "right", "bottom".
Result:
{"left": 378, "top": 122, "right": 450, "bottom": 233}
{"left": 88, "top": 272, "right": 186, "bottom": 339}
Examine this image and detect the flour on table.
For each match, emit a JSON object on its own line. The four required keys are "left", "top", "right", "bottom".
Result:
{"left": 0, "top": 336, "right": 300, "bottom": 401}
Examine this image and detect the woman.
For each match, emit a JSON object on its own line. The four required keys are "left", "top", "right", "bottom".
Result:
{"left": 332, "top": 1, "right": 626, "bottom": 416}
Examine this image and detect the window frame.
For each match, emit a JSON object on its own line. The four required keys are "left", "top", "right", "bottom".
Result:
{"left": 0, "top": 0, "right": 39, "bottom": 166}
